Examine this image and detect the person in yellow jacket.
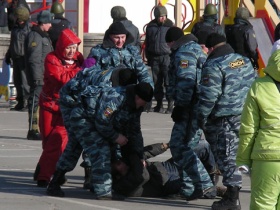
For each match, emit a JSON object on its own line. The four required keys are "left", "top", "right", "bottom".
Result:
{"left": 237, "top": 48, "right": 280, "bottom": 210}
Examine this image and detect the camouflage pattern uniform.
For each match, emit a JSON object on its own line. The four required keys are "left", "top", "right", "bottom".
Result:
{"left": 59, "top": 65, "right": 141, "bottom": 165}
{"left": 58, "top": 84, "right": 145, "bottom": 197}
{"left": 88, "top": 30, "right": 153, "bottom": 87}
{"left": 168, "top": 34, "right": 213, "bottom": 198}
{"left": 198, "top": 43, "right": 256, "bottom": 189}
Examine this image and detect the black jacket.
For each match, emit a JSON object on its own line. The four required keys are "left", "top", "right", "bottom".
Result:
{"left": 113, "top": 143, "right": 179, "bottom": 197}
{"left": 145, "top": 19, "right": 173, "bottom": 59}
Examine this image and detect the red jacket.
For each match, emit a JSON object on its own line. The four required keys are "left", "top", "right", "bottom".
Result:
{"left": 41, "top": 28, "right": 84, "bottom": 111}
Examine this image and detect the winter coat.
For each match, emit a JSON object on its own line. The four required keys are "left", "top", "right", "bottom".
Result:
{"left": 198, "top": 44, "right": 256, "bottom": 121}
{"left": 25, "top": 25, "right": 53, "bottom": 87}
{"left": 236, "top": 49, "right": 280, "bottom": 168}
{"left": 48, "top": 17, "right": 72, "bottom": 49}
{"left": 145, "top": 18, "right": 173, "bottom": 59}
{"left": 7, "top": 21, "right": 31, "bottom": 59}
{"left": 88, "top": 29, "right": 153, "bottom": 86}
{"left": 40, "top": 28, "right": 83, "bottom": 113}
{"left": 66, "top": 85, "right": 145, "bottom": 158}
{"left": 226, "top": 18, "right": 258, "bottom": 66}
{"left": 113, "top": 143, "right": 174, "bottom": 197}
{"left": 168, "top": 34, "right": 206, "bottom": 107}
{"left": 191, "top": 16, "right": 225, "bottom": 39}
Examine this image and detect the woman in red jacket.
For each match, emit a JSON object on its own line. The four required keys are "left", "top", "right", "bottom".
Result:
{"left": 34, "top": 28, "right": 84, "bottom": 187}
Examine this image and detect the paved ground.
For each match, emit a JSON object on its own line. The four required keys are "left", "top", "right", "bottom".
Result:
{"left": 0, "top": 98, "right": 251, "bottom": 210}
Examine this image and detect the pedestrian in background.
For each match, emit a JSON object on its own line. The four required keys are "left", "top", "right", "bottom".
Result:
{"left": 226, "top": 7, "right": 259, "bottom": 70}
{"left": 165, "top": 26, "right": 214, "bottom": 201}
{"left": 0, "top": 0, "right": 9, "bottom": 34}
{"left": 5, "top": 5, "right": 30, "bottom": 111}
{"left": 33, "top": 28, "right": 83, "bottom": 187}
{"left": 110, "top": 5, "right": 141, "bottom": 51}
{"left": 25, "top": 10, "right": 53, "bottom": 140}
{"left": 237, "top": 40, "right": 280, "bottom": 210}
{"left": 145, "top": 5, "right": 174, "bottom": 114}
{"left": 48, "top": 1, "right": 73, "bottom": 49}
{"left": 198, "top": 33, "right": 256, "bottom": 210}
{"left": 191, "top": 3, "right": 225, "bottom": 44}
{"left": 7, "top": 0, "right": 29, "bottom": 31}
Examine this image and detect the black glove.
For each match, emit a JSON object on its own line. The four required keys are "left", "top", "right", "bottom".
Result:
{"left": 171, "top": 106, "right": 185, "bottom": 122}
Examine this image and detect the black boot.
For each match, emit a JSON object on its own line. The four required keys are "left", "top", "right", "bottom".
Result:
{"left": 47, "top": 170, "right": 66, "bottom": 197}
{"left": 27, "top": 130, "right": 41, "bottom": 140}
{"left": 153, "top": 100, "right": 164, "bottom": 113}
{"left": 10, "top": 100, "right": 25, "bottom": 111}
{"left": 83, "top": 167, "right": 91, "bottom": 189}
{"left": 165, "top": 99, "right": 174, "bottom": 114}
{"left": 33, "top": 163, "right": 40, "bottom": 181}
{"left": 211, "top": 186, "right": 241, "bottom": 210}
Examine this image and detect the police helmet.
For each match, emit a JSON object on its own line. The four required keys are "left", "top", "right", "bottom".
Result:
{"left": 154, "top": 6, "right": 167, "bottom": 18}
{"left": 235, "top": 7, "right": 250, "bottom": 20}
{"left": 51, "top": 2, "right": 65, "bottom": 14}
{"left": 111, "top": 6, "right": 126, "bottom": 20}
{"left": 15, "top": 6, "right": 30, "bottom": 22}
{"left": 204, "top": 3, "right": 218, "bottom": 16}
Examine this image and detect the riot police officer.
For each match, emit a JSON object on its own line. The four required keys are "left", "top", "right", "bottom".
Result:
{"left": 226, "top": 7, "right": 259, "bottom": 70}
{"left": 48, "top": 2, "right": 72, "bottom": 49}
{"left": 191, "top": 3, "right": 225, "bottom": 44}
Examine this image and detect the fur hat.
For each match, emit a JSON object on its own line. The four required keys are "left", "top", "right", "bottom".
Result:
{"left": 134, "top": 82, "right": 154, "bottom": 102}
{"left": 205, "top": 33, "right": 226, "bottom": 48}
{"left": 154, "top": 5, "right": 167, "bottom": 18}
{"left": 111, "top": 6, "right": 126, "bottom": 20}
{"left": 37, "top": 10, "right": 54, "bottom": 24}
{"left": 235, "top": 7, "right": 250, "bottom": 20}
{"left": 165, "top": 27, "right": 184, "bottom": 42}
{"left": 107, "top": 21, "right": 128, "bottom": 35}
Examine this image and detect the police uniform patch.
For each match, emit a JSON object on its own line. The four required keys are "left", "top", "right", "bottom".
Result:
{"left": 229, "top": 59, "right": 245, "bottom": 69}
{"left": 31, "top": 42, "right": 37, "bottom": 47}
{"left": 104, "top": 107, "right": 114, "bottom": 118}
{"left": 202, "top": 75, "right": 210, "bottom": 84}
{"left": 180, "top": 60, "right": 188, "bottom": 68}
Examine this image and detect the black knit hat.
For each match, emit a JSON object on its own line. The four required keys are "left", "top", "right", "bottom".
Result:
{"left": 205, "top": 33, "right": 226, "bottom": 48}
{"left": 165, "top": 27, "right": 184, "bottom": 42}
{"left": 195, "top": 31, "right": 209, "bottom": 45}
{"left": 134, "top": 82, "right": 154, "bottom": 102}
{"left": 119, "top": 68, "right": 137, "bottom": 86}
{"left": 107, "top": 21, "right": 128, "bottom": 35}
